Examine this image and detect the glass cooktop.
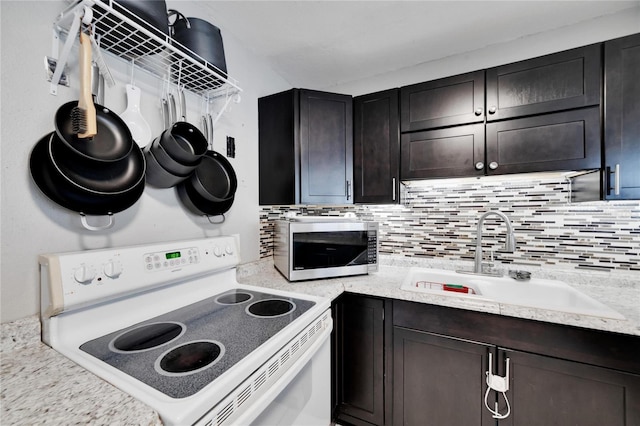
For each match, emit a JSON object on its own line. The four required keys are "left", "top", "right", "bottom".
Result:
{"left": 80, "top": 289, "right": 315, "bottom": 398}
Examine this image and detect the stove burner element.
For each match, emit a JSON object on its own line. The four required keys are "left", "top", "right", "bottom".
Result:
{"left": 246, "top": 299, "right": 296, "bottom": 318}
{"left": 110, "top": 322, "right": 185, "bottom": 353}
{"left": 215, "top": 291, "right": 252, "bottom": 305}
{"left": 155, "top": 340, "right": 225, "bottom": 376}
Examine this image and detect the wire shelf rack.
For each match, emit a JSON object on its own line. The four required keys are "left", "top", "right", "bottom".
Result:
{"left": 52, "top": 0, "right": 242, "bottom": 99}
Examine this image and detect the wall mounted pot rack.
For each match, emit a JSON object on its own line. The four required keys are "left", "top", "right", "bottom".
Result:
{"left": 49, "top": 0, "right": 242, "bottom": 102}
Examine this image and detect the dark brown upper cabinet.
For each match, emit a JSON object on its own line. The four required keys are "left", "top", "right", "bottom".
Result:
{"left": 354, "top": 89, "right": 400, "bottom": 204}
{"left": 603, "top": 33, "right": 640, "bottom": 199}
{"left": 401, "top": 124, "right": 485, "bottom": 179}
{"left": 258, "top": 89, "right": 353, "bottom": 205}
{"left": 485, "top": 44, "right": 601, "bottom": 121}
{"left": 400, "top": 70, "right": 485, "bottom": 132}
{"left": 485, "top": 107, "right": 601, "bottom": 175}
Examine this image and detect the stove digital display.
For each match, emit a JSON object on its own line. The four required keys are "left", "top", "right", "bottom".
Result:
{"left": 165, "top": 251, "right": 181, "bottom": 260}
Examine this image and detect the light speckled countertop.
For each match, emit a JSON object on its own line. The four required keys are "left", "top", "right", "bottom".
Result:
{"left": 238, "top": 256, "right": 640, "bottom": 336}
{"left": 2, "top": 256, "right": 638, "bottom": 425}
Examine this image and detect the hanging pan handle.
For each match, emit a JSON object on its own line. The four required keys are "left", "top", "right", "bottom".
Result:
{"left": 80, "top": 213, "right": 114, "bottom": 231}
{"left": 206, "top": 214, "right": 226, "bottom": 224}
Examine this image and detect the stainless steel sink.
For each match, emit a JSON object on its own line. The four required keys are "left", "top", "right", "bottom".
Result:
{"left": 401, "top": 267, "right": 625, "bottom": 320}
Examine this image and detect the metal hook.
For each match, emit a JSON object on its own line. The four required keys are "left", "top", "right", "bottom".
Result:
{"left": 129, "top": 59, "right": 135, "bottom": 85}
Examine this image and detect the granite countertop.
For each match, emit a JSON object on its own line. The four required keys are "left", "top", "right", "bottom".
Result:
{"left": 238, "top": 257, "right": 640, "bottom": 336}
{"left": 2, "top": 256, "right": 638, "bottom": 424}
{"left": 0, "top": 316, "right": 162, "bottom": 426}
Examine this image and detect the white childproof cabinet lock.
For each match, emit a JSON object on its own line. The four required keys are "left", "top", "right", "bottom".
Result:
{"left": 484, "top": 352, "right": 511, "bottom": 419}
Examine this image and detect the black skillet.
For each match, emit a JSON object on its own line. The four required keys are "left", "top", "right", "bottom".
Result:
{"left": 188, "top": 150, "right": 237, "bottom": 202}
{"left": 30, "top": 133, "right": 145, "bottom": 215}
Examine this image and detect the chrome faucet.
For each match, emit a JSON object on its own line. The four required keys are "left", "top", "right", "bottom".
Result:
{"left": 473, "top": 211, "right": 516, "bottom": 275}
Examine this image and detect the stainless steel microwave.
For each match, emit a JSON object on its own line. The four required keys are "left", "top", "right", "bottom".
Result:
{"left": 274, "top": 219, "right": 379, "bottom": 281}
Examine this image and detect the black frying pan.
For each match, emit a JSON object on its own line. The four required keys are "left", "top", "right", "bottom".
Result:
{"left": 30, "top": 133, "right": 145, "bottom": 215}
{"left": 50, "top": 132, "right": 145, "bottom": 194}
{"left": 177, "top": 179, "right": 234, "bottom": 216}
{"left": 189, "top": 150, "right": 237, "bottom": 202}
{"left": 55, "top": 101, "right": 134, "bottom": 162}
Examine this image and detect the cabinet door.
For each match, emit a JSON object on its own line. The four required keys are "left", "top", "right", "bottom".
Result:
{"left": 604, "top": 33, "right": 640, "bottom": 200}
{"left": 401, "top": 124, "right": 485, "bottom": 179}
{"left": 393, "top": 328, "right": 496, "bottom": 426}
{"left": 400, "top": 70, "right": 485, "bottom": 132}
{"left": 354, "top": 89, "right": 400, "bottom": 204}
{"left": 299, "top": 90, "right": 353, "bottom": 204}
{"left": 336, "top": 295, "right": 385, "bottom": 426}
{"left": 258, "top": 90, "right": 297, "bottom": 205}
{"left": 486, "top": 44, "right": 601, "bottom": 121}
{"left": 485, "top": 107, "right": 601, "bottom": 175}
{"left": 500, "top": 349, "right": 640, "bottom": 426}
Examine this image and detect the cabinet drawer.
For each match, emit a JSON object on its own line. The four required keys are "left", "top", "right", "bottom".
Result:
{"left": 486, "top": 107, "right": 601, "bottom": 175}
{"left": 400, "top": 70, "right": 485, "bottom": 132}
{"left": 401, "top": 124, "right": 485, "bottom": 179}
{"left": 486, "top": 44, "right": 601, "bottom": 121}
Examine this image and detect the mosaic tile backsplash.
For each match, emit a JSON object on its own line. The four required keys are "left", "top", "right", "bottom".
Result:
{"left": 260, "top": 177, "right": 640, "bottom": 273}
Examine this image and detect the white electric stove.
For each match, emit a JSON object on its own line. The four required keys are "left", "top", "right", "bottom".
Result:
{"left": 39, "top": 235, "right": 332, "bottom": 426}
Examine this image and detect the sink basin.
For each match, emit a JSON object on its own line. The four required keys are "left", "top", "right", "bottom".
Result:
{"left": 401, "top": 267, "right": 625, "bottom": 320}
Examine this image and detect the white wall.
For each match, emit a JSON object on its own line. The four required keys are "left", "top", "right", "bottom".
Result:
{"left": 327, "top": 6, "right": 640, "bottom": 95}
{"left": 0, "top": 1, "right": 289, "bottom": 323}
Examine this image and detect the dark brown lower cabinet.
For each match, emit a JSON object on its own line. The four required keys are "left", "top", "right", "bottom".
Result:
{"left": 392, "top": 300, "right": 640, "bottom": 426}
{"left": 334, "top": 295, "right": 640, "bottom": 426}
{"left": 335, "top": 295, "right": 391, "bottom": 426}
{"left": 393, "top": 327, "right": 496, "bottom": 425}
{"left": 502, "top": 349, "right": 640, "bottom": 426}
{"left": 392, "top": 327, "right": 640, "bottom": 426}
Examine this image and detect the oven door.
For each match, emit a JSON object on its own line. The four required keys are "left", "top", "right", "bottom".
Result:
{"left": 247, "top": 334, "right": 331, "bottom": 426}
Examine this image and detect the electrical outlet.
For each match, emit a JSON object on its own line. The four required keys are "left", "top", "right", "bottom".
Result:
{"left": 226, "top": 136, "right": 235, "bottom": 158}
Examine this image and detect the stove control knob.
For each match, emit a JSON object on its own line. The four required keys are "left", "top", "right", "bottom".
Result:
{"left": 225, "top": 245, "right": 234, "bottom": 255}
{"left": 74, "top": 265, "right": 96, "bottom": 284}
{"left": 213, "top": 246, "right": 223, "bottom": 257}
{"left": 103, "top": 261, "right": 123, "bottom": 278}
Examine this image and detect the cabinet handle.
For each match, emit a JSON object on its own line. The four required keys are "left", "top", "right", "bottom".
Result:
{"left": 613, "top": 164, "right": 620, "bottom": 196}
{"left": 475, "top": 162, "right": 484, "bottom": 170}
{"left": 488, "top": 106, "right": 497, "bottom": 114}
{"left": 392, "top": 177, "right": 397, "bottom": 201}
{"left": 489, "top": 161, "right": 499, "bottom": 170}
{"left": 346, "top": 180, "right": 351, "bottom": 200}
{"left": 474, "top": 107, "right": 483, "bottom": 116}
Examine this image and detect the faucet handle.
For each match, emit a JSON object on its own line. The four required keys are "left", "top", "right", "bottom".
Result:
{"left": 509, "top": 270, "right": 531, "bottom": 281}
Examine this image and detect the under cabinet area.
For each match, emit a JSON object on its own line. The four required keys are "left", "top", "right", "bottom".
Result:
{"left": 333, "top": 294, "right": 640, "bottom": 426}
{"left": 258, "top": 89, "right": 353, "bottom": 205}
{"left": 393, "top": 300, "right": 640, "bottom": 426}
{"left": 353, "top": 89, "right": 400, "bottom": 204}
